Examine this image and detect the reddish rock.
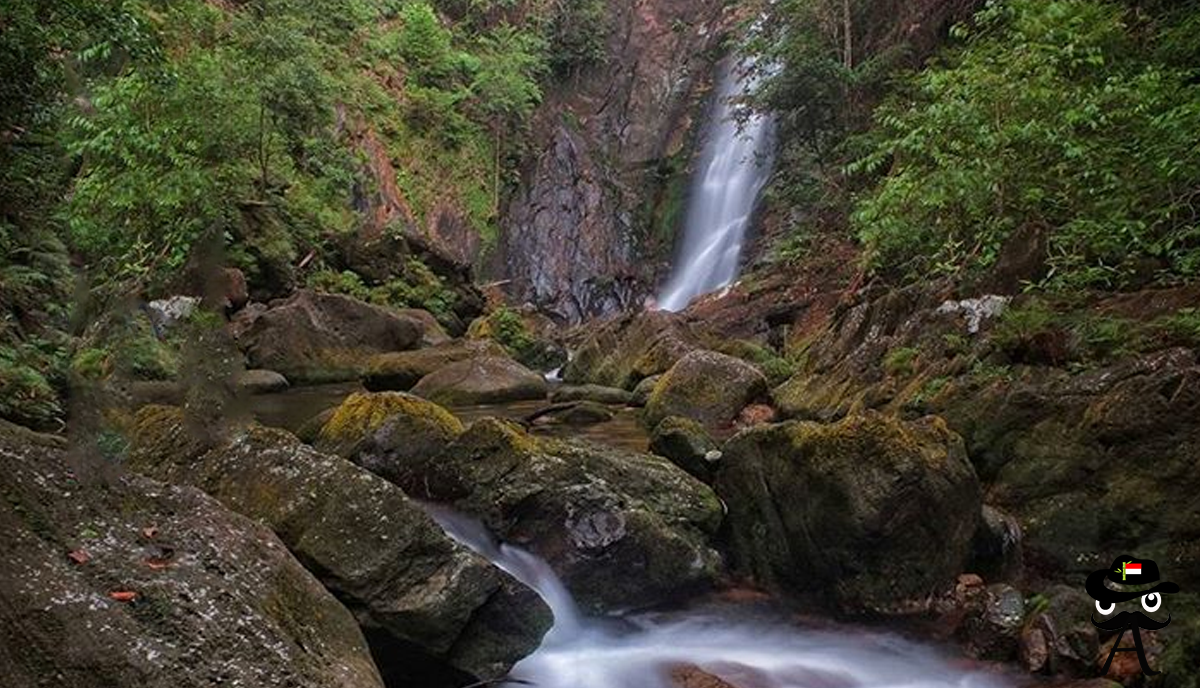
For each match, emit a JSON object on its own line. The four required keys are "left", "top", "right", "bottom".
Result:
{"left": 736, "top": 403, "right": 778, "bottom": 427}
{"left": 222, "top": 267, "right": 249, "bottom": 311}
{"left": 670, "top": 665, "right": 741, "bottom": 688}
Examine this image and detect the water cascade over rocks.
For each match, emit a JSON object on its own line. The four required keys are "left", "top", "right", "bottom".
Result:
{"left": 657, "top": 58, "right": 777, "bottom": 312}
{"left": 425, "top": 506, "right": 1007, "bottom": 688}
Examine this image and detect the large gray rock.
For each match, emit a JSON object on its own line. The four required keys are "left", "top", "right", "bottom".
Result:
{"left": 0, "top": 421, "right": 383, "bottom": 688}
{"left": 410, "top": 356, "right": 547, "bottom": 406}
{"left": 392, "top": 418, "right": 724, "bottom": 614}
{"left": 563, "top": 311, "right": 700, "bottom": 389}
{"left": 362, "top": 339, "right": 506, "bottom": 392}
{"left": 645, "top": 350, "right": 768, "bottom": 429}
{"left": 549, "top": 384, "right": 633, "bottom": 406}
{"left": 717, "top": 412, "right": 981, "bottom": 613}
{"left": 235, "top": 290, "right": 426, "bottom": 384}
{"left": 235, "top": 368, "right": 289, "bottom": 394}
{"left": 127, "top": 406, "right": 548, "bottom": 680}
{"left": 649, "top": 415, "right": 720, "bottom": 481}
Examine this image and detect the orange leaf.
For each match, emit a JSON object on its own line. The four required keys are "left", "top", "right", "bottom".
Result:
{"left": 109, "top": 591, "right": 138, "bottom": 602}
{"left": 67, "top": 549, "right": 90, "bottom": 565}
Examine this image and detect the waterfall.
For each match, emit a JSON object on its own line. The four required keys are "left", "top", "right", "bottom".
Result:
{"left": 424, "top": 505, "right": 1007, "bottom": 688}
{"left": 657, "top": 58, "right": 776, "bottom": 312}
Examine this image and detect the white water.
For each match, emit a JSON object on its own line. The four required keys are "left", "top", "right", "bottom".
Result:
{"left": 425, "top": 506, "right": 1006, "bottom": 688}
{"left": 657, "top": 59, "right": 777, "bottom": 312}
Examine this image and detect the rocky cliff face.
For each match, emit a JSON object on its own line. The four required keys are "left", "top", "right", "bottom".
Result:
{"left": 498, "top": 0, "right": 732, "bottom": 322}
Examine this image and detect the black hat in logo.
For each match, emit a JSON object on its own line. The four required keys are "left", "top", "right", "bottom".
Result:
{"left": 1086, "top": 555, "right": 1179, "bottom": 603}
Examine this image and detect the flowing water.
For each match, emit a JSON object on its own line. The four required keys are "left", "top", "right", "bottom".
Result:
{"left": 428, "top": 509, "right": 1008, "bottom": 688}
{"left": 657, "top": 58, "right": 776, "bottom": 312}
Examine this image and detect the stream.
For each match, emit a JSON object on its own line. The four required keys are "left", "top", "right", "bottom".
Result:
{"left": 428, "top": 508, "right": 1009, "bottom": 688}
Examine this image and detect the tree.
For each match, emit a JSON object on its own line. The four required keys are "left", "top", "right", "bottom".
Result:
{"left": 850, "top": 0, "right": 1200, "bottom": 288}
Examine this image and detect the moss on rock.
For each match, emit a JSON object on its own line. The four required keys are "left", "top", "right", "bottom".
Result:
{"left": 645, "top": 350, "right": 768, "bottom": 429}
{"left": 717, "top": 412, "right": 981, "bottom": 613}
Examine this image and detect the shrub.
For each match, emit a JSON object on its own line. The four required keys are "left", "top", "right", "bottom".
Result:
{"left": 851, "top": 0, "right": 1200, "bottom": 289}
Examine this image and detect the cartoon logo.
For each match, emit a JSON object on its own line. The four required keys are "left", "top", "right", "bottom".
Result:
{"left": 1086, "top": 555, "right": 1180, "bottom": 676}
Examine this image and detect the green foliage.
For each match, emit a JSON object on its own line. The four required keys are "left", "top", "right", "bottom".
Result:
{"left": 717, "top": 339, "right": 798, "bottom": 386}
{"left": 883, "top": 346, "right": 920, "bottom": 377}
{"left": 0, "top": 340, "right": 66, "bottom": 430}
{"left": 308, "top": 259, "right": 460, "bottom": 323}
{"left": 851, "top": 0, "right": 1200, "bottom": 289}
{"left": 1154, "top": 307, "right": 1200, "bottom": 347}
{"left": 545, "top": 0, "right": 608, "bottom": 76}
{"left": 308, "top": 269, "right": 372, "bottom": 301}
{"left": 486, "top": 306, "right": 537, "bottom": 357}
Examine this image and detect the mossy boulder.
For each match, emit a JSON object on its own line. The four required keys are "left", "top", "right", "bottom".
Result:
{"left": 549, "top": 384, "right": 634, "bottom": 406}
{"left": 315, "top": 391, "right": 464, "bottom": 484}
{"left": 235, "top": 290, "right": 426, "bottom": 384}
{"left": 394, "top": 417, "right": 724, "bottom": 614}
{"left": 630, "top": 374, "right": 662, "bottom": 407}
{"left": 563, "top": 310, "right": 700, "bottom": 389}
{"left": 645, "top": 350, "right": 768, "bottom": 429}
{"left": 410, "top": 356, "right": 547, "bottom": 406}
{"left": 126, "top": 406, "right": 548, "bottom": 680}
{"left": 717, "top": 412, "right": 981, "bottom": 613}
{"left": 235, "top": 368, "right": 289, "bottom": 394}
{"left": 649, "top": 415, "right": 720, "bottom": 481}
{"left": 362, "top": 339, "right": 506, "bottom": 391}
{"left": 0, "top": 419, "right": 384, "bottom": 688}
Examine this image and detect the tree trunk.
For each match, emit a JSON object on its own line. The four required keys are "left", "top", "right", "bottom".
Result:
{"left": 843, "top": 0, "right": 852, "bottom": 69}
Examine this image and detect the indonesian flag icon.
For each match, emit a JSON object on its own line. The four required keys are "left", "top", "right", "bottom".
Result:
{"left": 1116, "top": 561, "right": 1144, "bottom": 580}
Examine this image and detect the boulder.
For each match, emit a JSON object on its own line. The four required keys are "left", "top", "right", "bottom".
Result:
{"left": 717, "top": 412, "right": 981, "bottom": 613}
{"left": 649, "top": 416, "right": 720, "bottom": 481}
{"left": 961, "top": 584, "right": 1025, "bottom": 660}
{"left": 127, "top": 406, "right": 548, "bottom": 680}
{"left": 410, "top": 356, "right": 547, "bottom": 406}
{"left": 630, "top": 374, "right": 662, "bottom": 407}
{"left": 235, "top": 290, "right": 426, "bottom": 384}
{"left": 146, "top": 295, "right": 199, "bottom": 332}
{"left": 549, "top": 384, "right": 633, "bottom": 406}
{"left": 396, "top": 308, "right": 452, "bottom": 347}
{"left": 526, "top": 401, "right": 615, "bottom": 426}
{"left": 235, "top": 368, "right": 289, "bottom": 395}
{"left": 394, "top": 418, "right": 724, "bottom": 613}
{"left": 314, "top": 391, "right": 464, "bottom": 484}
{"left": 0, "top": 420, "right": 383, "bottom": 688}
{"left": 222, "top": 266, "right": 250, "bottom": 311}
{"left": 645, "top": 350, "right": 768, "bottom": 429}
{"left": 1018, "top": 585, "right": 1099, "bottom": 676}
{"left": 362, "top": 339, "right": 506, "bottom": 391}
{"left": 563, "top": 310, "right": 700, "bottom": 389}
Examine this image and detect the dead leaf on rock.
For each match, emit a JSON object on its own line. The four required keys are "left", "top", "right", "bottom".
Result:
{"left": 109, "top": 591, "right": 138, "bottom": 602}
{"left": 66, "top": 549, "right": 90, "bottom": 565}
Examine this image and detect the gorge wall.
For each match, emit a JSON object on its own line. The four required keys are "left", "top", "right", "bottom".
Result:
{"left": 496, "top": 0, "right": 734, "bottom": 323}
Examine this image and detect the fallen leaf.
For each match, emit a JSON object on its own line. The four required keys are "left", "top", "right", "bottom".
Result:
{"left": 141, "top": 526, "right": 158, "bottom": 540}
{"left": 67, "top": 549, "right": 90, "bottom": 565}
{"left": 145, "top": 557, "right": 172, "bottom": 570}
{"left": 109, "top": 591, "right": 137, "bottom": 602}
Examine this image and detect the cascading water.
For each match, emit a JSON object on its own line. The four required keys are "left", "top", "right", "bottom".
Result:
{"left": 657, "top": 58, "right": 777, "bottom": 312}
{"left": 425, "top": 505, "right": 1008, "bottom": 688}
